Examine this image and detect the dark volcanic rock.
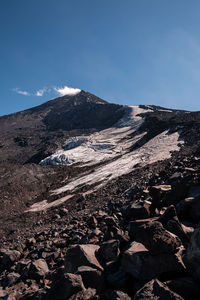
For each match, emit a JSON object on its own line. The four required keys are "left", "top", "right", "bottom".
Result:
{"left": 48, "top": 273, "right": 85, "bottom": 300}
{"left": 29, "top": 259, "right": 49, "bottom": 280}
{"left": 68, "top": 288, "right": 97, "bottom": 300}
{"left": 128, "top": 220, "right": 182, "bottom": 254}
{"left": 105, "top": 266, "right": 129, "bottom": 291}
{"left": 134, "top": 279, "right": 184, "bottom": 300}
{"left": 65, "top": 244, "right": 103, "bottom": 273}
{"left": 186, "top": 227, "right": 200, "bottom": 281}
{"left": 166, "top": 277, "right": 200, "bottom": 300}
{"left": 121, "top": 241, "right": 185, "bottom": 281}
{"left": 97, "top": 239, "right": 120, "bottom": 263}
{"left": 103, "top": 289, "right": 131, "bottom": 300}
{"left": 76, "top": 266, "right": 104, "bottom": 292}
{"left": 0, "top": 249, "right": 21, "bottom": 271}
{"left": 123, "top": 200, "right": 150, "bottom": 220}
{"left": 3, "top": 272, "right": 20, "bottom": 288}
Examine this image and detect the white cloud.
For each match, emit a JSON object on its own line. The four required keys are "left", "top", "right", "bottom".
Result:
{"left": 13, "top": 88, "right": 30, "bottom": 96}
{"left": 54, "top": 86, "right": 81, "bottom": 96}
{"left": 35, "top": 88, "right": 46, "bottom": 97}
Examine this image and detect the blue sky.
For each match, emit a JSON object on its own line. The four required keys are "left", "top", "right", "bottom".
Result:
{"left": 1, "top": 0, "right": 200, "bottom": 115}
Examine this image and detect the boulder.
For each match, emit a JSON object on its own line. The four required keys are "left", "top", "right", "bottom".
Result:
{"left": 186, "top": 227, "right": 200, "bottom": 281}
{"left": 134, "top": 279, "right": 184, "bottom": 300}
{"left": 65, "top": 244, "right": 103, "bottom": 273}
{"left": 158, "top": 206, "right": 190, "bottom": 246}
{"left": 0, "top": 249, "right": 21, "bottom": 270}
{"left": 123, "top": 200, "right": 150, "bottom": 220}
{"left": 97, "top": 240, "right": 120, "bottom": 263}
{"left": 176, "top": 198, "right": 194, "bottom": 220}
{"left": 121, "top": 241, "right": 185, "bottom": 281}
{"left": 76, "top": 266, "right": 104, "bottom": 291}
{"left": 29, "top": 259, "right": 49, "bottom": 279}
{"left": 104, "top": 289, "right": 131, "bottom": 300}
{"left": 68, "top": 288, "right": 97, "bottom": 300}
{"left": 48, "top": 273, "right": 85, "bottom": 300}
{"left": 158, "top": 205, "right": 179, "bottom": 227}
{"left": 166, "top": 277, "right": 200, "bottom": 300}
{"left": 176, "top": 186, "right": 200, "bottom": 222}
{"left": 106, "top": 266, "right": 129, "bottom": 291}
{"left": 167, "top": 219, "right": 189, "bottom": 246}
{"left": 150, "top": 185, "right": 172, "bottom": 193}
{"left": 178, "top": 197, "right": 200, "bottom": 223}
{"left": 104, "top": 216, "right": 117, "bottom": 227}
{"left": 128, "top": 220, "right": 182, "bottom": 255}
{"left": 3, "top": 272, "right": 20, "bottom": 288}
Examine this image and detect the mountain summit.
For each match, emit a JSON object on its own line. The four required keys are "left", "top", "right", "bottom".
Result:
{"left": 1, "top": 91, "right": 200, "bottom": 299}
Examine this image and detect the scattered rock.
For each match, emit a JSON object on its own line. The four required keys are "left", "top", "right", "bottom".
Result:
{"left": 133, "top": 279, "right": 184, "bottom": 300}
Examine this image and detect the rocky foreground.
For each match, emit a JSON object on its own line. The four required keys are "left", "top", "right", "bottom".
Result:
{"left": 1, "top": 150, "right": 200, "bottom": 299}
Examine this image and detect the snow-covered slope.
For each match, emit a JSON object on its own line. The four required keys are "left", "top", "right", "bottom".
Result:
{"left": 39, "top": 106, "right": 148, "bottom": 167}
{"left": 26, "top": 105, "right": 184, "bottom": 211}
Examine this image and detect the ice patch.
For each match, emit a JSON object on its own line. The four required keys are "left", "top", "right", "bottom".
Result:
{"left": 40, "top": 152, "right": 76, "bottom": 166}
{"left": 40, "top": 106, "right": 151, "bottom": 167}
{"left": 64, "top": 137, "right": 86, "bottom": 150}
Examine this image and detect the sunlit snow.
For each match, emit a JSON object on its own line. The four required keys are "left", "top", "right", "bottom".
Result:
{"left": 27, "top": 105, "right": 184, "bottom": 212}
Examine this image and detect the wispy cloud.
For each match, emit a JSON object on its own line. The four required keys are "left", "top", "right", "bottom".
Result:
{"left": 35, "top": 88, "right": 46, "bottom": 97}
{"left": 12, "top": 85, "right": 81, "bottom": 98}
{"left": 54, "top": 86, "right": 81, "bottom": 96}
{"left": 13, "top": 88, "right": 30, "bottom": 96}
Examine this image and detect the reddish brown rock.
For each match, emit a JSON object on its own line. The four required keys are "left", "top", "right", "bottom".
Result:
{"left": 123, "top": 200, "right": 151, "bottom": 220}
{"left": 97, "top": 239, "right": 120, "bottom": 263}
{"left": 48, "top": 273, "right": 85, "bottom": 300}
{"left": 76, "top": 266, "right": 104, "bottom": 292}
{"left": 186, "top": 227, "right": 200, "bottom": 281}
{"left": 68, "top": 288, "right": 98, "bottom": 300}
{"left": 121, "top": 241, "right": 185, "bottom": 281}
{"left": 128, "top": 220, "right": 182, "bottom": 254}
{"left": 104, "top": 289, "right": 131, "bottom": 300}
{"left": 134, "top": 279, "right": 184, "bottom": 300}
{"left": 65, "top": 244, "right": 103, "bottom": 273}
{"left": 166, "top": 277, "right": 200, "bottom": 300}
{"left": 0, "top": 249, "right": 21, "bottom": 270}
{"left": 29, "top": 259, "right": 49, "bottom": 280}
